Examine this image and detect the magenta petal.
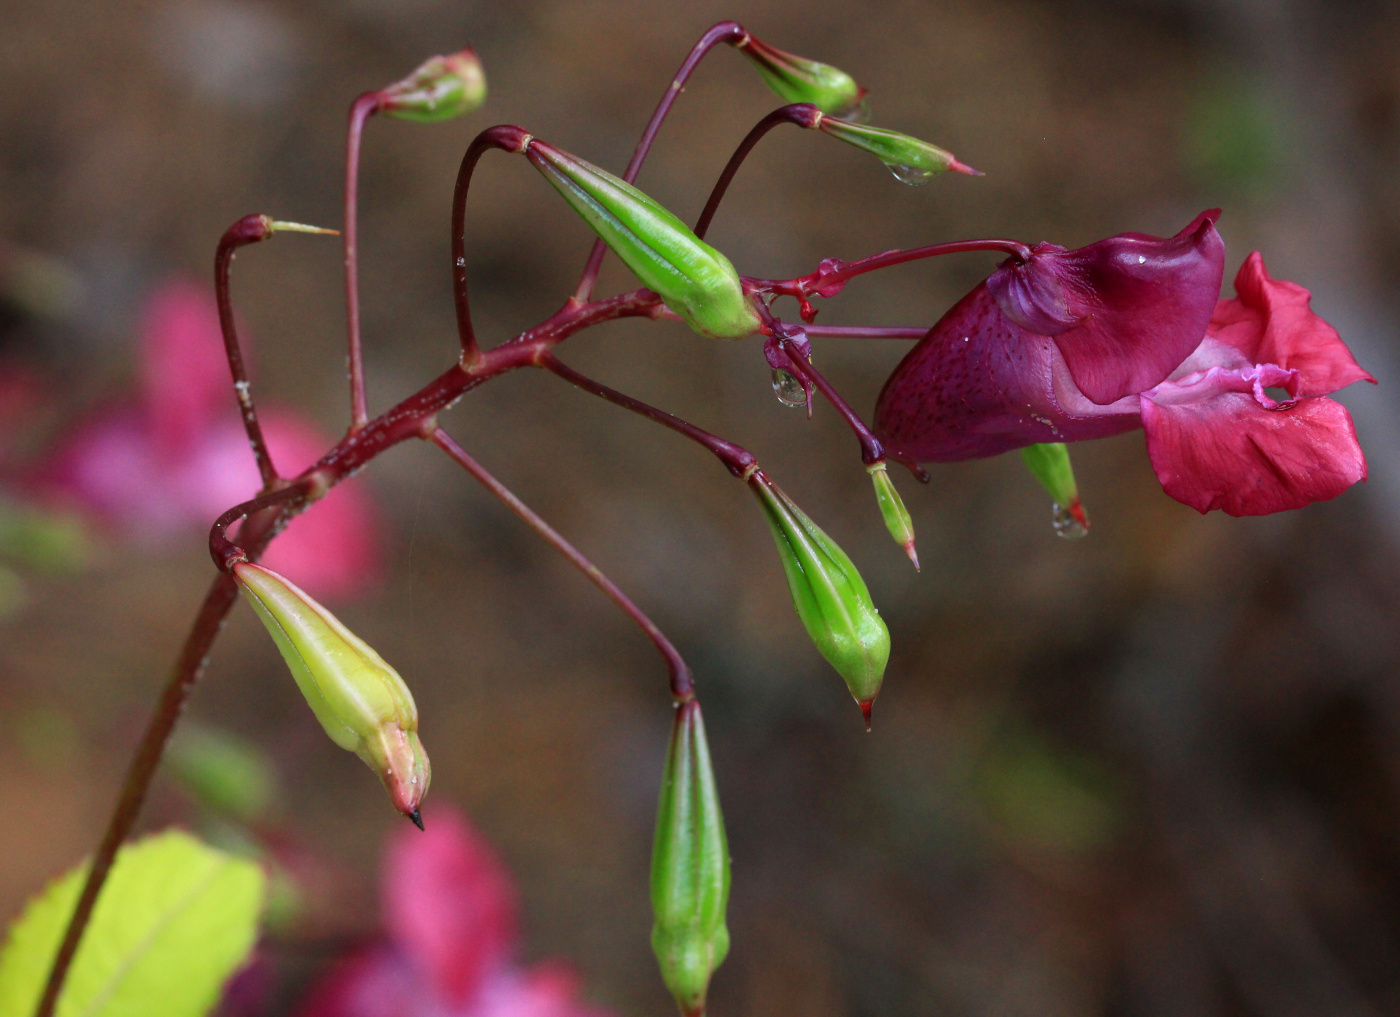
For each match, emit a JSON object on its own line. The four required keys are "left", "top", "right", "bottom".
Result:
{"left": 985, "top": 244, "right": 1081, "bottom": 335}
{"left": 993, "top": 211, "right": 1225, "bottom": 406}
{"left": 1210, "top": 252, "right": 1375, "bottom": 398}
{"left": 383, "top": 806, "right": 518, "bottom": 1006}
{"left": 1141, "top": 391, "right": 1366, "bottom": 516}
{"left": 874, "top": 284, "right": 1140, "bottom": 462}
{"left": 292, "top": 946, "right": 419, "bottom": 1017}
{"left": 139, "top": 279, "right": 238, "bottom": 456}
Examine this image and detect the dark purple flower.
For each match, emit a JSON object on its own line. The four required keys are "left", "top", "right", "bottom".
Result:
{"left": 874, "top": 215, "right": 1373, "bottom": 516}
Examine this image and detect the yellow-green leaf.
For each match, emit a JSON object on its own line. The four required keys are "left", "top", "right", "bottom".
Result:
{"left": 0, "top": 830, "right": 265, "bottom": 1017}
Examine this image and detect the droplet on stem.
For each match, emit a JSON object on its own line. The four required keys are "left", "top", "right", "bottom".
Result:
{"left": 770, "top": 368, "right": 808, "bottom": 408}
{"left": 1051, "top": 502, "right": 1088, "bottom": 540}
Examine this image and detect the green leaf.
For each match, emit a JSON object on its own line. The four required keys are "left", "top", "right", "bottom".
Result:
{"left": 0, "top": 830, "right": 265, "bottom": 1017}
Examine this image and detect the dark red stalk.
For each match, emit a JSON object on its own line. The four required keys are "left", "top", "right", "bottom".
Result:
{"left": 31, "top": 497, "right": 295, "bottom": 1017}
{"left": 344, "top": 92, "right": 383, "bottom": 431}
{"left": 451, "top": 126, "right": 534, "bottom": 363}
{"left": 573, "top": 20, "right": 748, "bottom": 301}
{"left": 215, "top": 215, "right": 281, "bottom": 487}
{"left": 803, "top": 325, "right": 927, "bottom": 339}
{"left": 430, "top": 428, "right": 693, "bottom": 702}
{"left": 765, "top": 316, "right": 884, "bottom": 465}
{"left": 751, "top": 238, "right": 1034, "bottom": 304}
{"left": 540, "top": 354, "right": 755, "bottom": 478}
{"left": 694, "top": 103, "right": 822, "bottom": 240}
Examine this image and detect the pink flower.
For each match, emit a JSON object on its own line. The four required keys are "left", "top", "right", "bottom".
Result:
{"left": 294, "top": 808, "right": 613, "bottom": 1017}
{"left": 874, "top": 214, "right": 1374, "bottom": 516}
{"left": 38, "top": 279, "right": 381, "bottom": 599}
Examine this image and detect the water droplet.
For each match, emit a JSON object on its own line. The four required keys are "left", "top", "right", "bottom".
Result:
{"left": 770, "top": 369, "right": 807, "bottom": 408}
{"left": 1051, "top": 503, "right": 1088, "bottom": 540}
{"left": 883, "top": 162, "right": 934, "bottom": 186}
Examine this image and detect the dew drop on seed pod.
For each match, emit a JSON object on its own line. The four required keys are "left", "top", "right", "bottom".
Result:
{"left": 1051, "top": 503, "right": 1088, "bottom": 540}
{"left": 770, "top": 369, "right": 808, "bottom": 408}
{"left": 884, "top": 162, "right": 934, "bottom": 186}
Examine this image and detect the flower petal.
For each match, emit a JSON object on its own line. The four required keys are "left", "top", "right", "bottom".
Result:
{"left": 1210, "top": 252, "right": 1375, "bottom": 397}
{"left": 383, "top": 806, "right": 518, "bottom": 1005}
{"left": 874, "top": 285, "right": 1140, "bottom": 462}
{"left": 989, "top": 211, "right": 1225, "bottom": 406}
{"left": 1141, "top": 391, "right": 1366, "bottom": 516}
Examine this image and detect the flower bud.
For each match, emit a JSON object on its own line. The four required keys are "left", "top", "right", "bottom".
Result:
{"left": 1019, "top": 442, "right": 1089, "bottom": 540}
{"left": 749, "top": 471, "right": 890, "bottom": 726}
{"left": 234, "top": 562, "right": 430, "bottom": 825}
{"left": 651, "top": 699, "right": 730, "bottom": 1016}
{"left": 526, "top": 141, "right": 760, "bottom": 340}
{"left": 817, "top": 117, "right": 980, "bottom": 184}
{"left": 867, "top": 462, "right": 918, "bottom": 569}
{"left": 736, "top": 34, "right": 866, "bottom": 120}
{"left": 379, "top": 49, "right": 486, "bottom": 123}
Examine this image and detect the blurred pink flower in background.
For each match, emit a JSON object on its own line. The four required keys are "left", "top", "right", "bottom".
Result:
{"left": 38, "top": 278, "right": 381, "bottom": 601}
{"left": 296, "top": 807, "right": 614, "bottom": 1017}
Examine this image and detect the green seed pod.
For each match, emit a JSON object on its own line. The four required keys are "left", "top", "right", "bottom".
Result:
{"left": 736, "top": 34, "right": 866, "bottom": 120}
{"left": 749, "top": 470, "right": 891, "bottom": 726}
{"left": 1019, "top": 442, "right": 1089, "bottom": 539}
{"left": 526, "top": 140, "right": 760, "bottom": 340}
{"left": 379, "top": 49, "right": 486, "bottom": 123}
{"left": 867, "top": 462, "right": 918, "bottom": 569}
{"left": 817, "top": 116, "right": 980, "bottom": 184}
{"left": 652, "top": 699, "right": 730, "bottom": 1017}
{"left": 234, "top": 562, "right": 430, "bottom": 825}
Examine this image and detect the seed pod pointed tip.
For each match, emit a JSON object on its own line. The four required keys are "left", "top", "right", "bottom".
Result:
{"left": 860, "top": 699, "right": 874, "bottom": 731}
{"left": 904, "top": 541, "right": 920, "bottom": 571}
{"left": 949, "top": 158, "right": 983, "bottom": 177}
{"left": 408, "top": 808, "right": 425, "bottom": 831}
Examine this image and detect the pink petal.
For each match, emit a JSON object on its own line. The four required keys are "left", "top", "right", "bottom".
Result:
{"left": 292, "top": 946, "right": 419, "bottom": 1017}
{"left": 1141, "top": 391, "right": 1366, "bottom": 516}
{"left": 874, "top": 284, "right": 1140, "bottom": 462}
{"left": 383, "top": 806, "right": 518, "bottom": 1006}
{"left": 1210, "top": 252, "right": 1375, "bottom": 398}
{"left": 139, "top": 278, "right": 238, "bottom": 455}
{"left": 473, "top": 964, "right": 614, "bottom": 1017}
{"left": 988, "top": 210, "right": 1225, "bottom": 405}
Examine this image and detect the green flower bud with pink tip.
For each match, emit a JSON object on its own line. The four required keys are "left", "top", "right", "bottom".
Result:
{"left": 652, "top": 699, "right": 730, "bottom": 1016}
{"left": 379, "top": 49, "right": 486, "bottom": 123}
{"left": 867, "top": 462, "right": 918, "bottom": 569}
{"left": 736, "top": 34, "right": 866, "bottom": 120}
{"left": 1019, "top": 442, "right": 1089, "bottom": 539}
{"left": 526, "top": 140, "right": 761, "bottom": 341}
{"left": 817, "top": 116, "right": 980, "bottom": 184}
{"left": 749, "top": 470, "right": 890, "bottom": 726}
{"left": 233, "top": 562, "right": 430, "bottom": 825}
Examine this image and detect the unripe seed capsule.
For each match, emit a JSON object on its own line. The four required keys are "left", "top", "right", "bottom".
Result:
{"left": 749, "top": 470, "right": 890, "bottom": 726}
{"left": 525, "top": 140, "right": 761, "bottom": 341}
{"left": 736, "top": 34, "right": 866, "bottom": 120}
{"left": 233, "top": 562, "right": 430, "bottom": 824}
{"left": 1020, "top": 442, "right": 1089, "bottom": 540}
{"left": 868, "top": 462, "right": 918, "bottom": 569}
{"left": 652, "top": 699, "right": 730, "bottom": 1017}
{"left": 379, "top": 49, "right": 486, "bottom": 123}
{"left": 817, "top": 116, "right": 980, "bottom": 183}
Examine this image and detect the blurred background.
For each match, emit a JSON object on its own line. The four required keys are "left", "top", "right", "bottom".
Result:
{"left": 2, "top": 0, "right": 1399, "bottom": 1014}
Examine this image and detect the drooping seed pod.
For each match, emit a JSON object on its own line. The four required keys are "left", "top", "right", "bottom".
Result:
{"left": 736, "top": 34, "right": 866, "bottom": 120}
{"left": 867, "top": 462, "right": 918, "bottom": 569}
{"left": 234, "top": 562, "right": 430, "bottom": 825}
{"left": 651, "top": 699, "right": 730, "bottom": 1017}
{"left": 1020, "top": 443, "right": 1089, "bottom": 539}
{"left": 817, "top": 116, "right": 980, "bottom": 184}
{"left": 379, "top": 49, "right": 486, "bottom": 123}
{"left": 525, "top": 140, "right": 761, "bottom": 341}
{"left": 749, "top": 470, "right": 890, "bottom": 726}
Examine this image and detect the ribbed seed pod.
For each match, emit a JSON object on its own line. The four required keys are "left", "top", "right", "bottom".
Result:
{"left": 651, "top": 699, "right": 730, "bottom": 1016}
{"left": 737, "top": 34, "right": 866, "bottom": 120}
{"left": 526, "top": 140, "right": 760, "bottom": 340}
{"left": 379, "top": 49, "right": 486, "bottom": 123}
{"left": 234, "top": 562, "right": 430, "bottom": 825}
{"left": 867, "top": 462, "right": 918, "bottom": 569}
{"left": 817, "top": 116, "right": 979, "bottom": 183}
{"left": 1020, "top": 442, "right": 1090, "bottom": 539}
{"left": 749, "top": 470, "right": 890, "bottom": 726}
